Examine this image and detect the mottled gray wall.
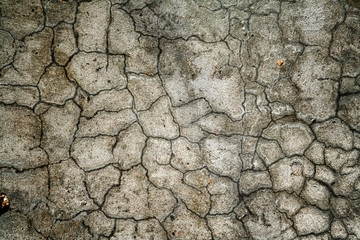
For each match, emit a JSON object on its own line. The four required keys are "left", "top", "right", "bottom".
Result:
{"left": 0, "top": 0, "right": 360, "bottom": 239}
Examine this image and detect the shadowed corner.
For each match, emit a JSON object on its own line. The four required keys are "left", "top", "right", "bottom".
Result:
{"left": 0, "top": 193, "right": 10, "bottom": 217}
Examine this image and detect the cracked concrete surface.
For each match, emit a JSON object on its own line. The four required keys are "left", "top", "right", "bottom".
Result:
{"left": 0, "top": 0, "right": 360, "bottom": 239}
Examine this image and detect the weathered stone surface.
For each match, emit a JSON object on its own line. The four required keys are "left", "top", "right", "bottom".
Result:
{"left": 72, "top": 136, "right": 116, "bottom": 171}
{"left": 127, "top": 74, "right": 165, "bottom": 111}
{"left": 269, "top": 156, "right": 314, "bottom": 194}
{"left": 143, "top": 138, "right": 172, "bottom": 166}
{"left": 0, "top": 168, "right": 48, "bottom": 213}
{"left": 84, "top": 211, "right": 115, "bottom": 238}
{"left": 0, "top": 211, "right": 45, "bottom": 239}
{"left": 1, "top": 1, "right": 360, "bottom": 239}
{"left": 207, "top": 214, "right": 248, "bottom": 240}
{"left": 103, "top": 166, "right": 175, "bottom": 221}
{"left": 239, "top": 170, "right": 272, "bottom": 195}
{"left": 201, "top": 135, "right": 242, "bottom": 180}
{"left": 280, "top": 0, "right": 344, "bottom": 46}
{"left": 171, "top": 137, "right": 204, "bottom": 171}
{"left": 1, "top": 0, "right": 44, "bottom": 39}
{"left": 293, "top": 207, "right": 330, "bottom": 236}
{"left": 50, "top": 213, "right": 92, "bottom": 239}
{"left": 113, "top": 123, "right": 147, "bottom": 170}
{"left": 111, "top": 219, "right": 167, "bottom": 240}
{"left": 41, "top": 101, "right": 80, "bottom": 164}
{"left": 48, "top": 160, "right": 96, "bottom": 219}
{"left": 324, "top": 148, "right": 358, "bottom": 171}
{"left": 77, "top": 109, "right": 137, "bottom": 137}
{"left": 138, "top": 96, "right": 179, "bottom": 139}
{"left": 301, "top": 179, "right": 330, "bottom": 210}
{"left": 263, "top": 119, "right": 314, "bottom": 157}
{"left": 256, "top": 138, "right": 284, "bottom": 166}
{"left": 197, "top": 113, "right": 244, "bottom": 135}
{"left": 85, "top": 165, "right": 120, "bottom": 205}
{"left": 331, "top": 219, "right": 348, "bottom": 239}
{"left": 109, "top": 8, "right": 159, "bottom": 74}
{"left": 75, "top": 0, "right": 109, "bottom": 52}
{"left": 42, "top": 0, "right": 77, "bottom": 27}
{"left": 0, "top": 28, "right": 53, "bottom": 86}
{"left": 313, "top": 118, "right": 354, "bottom": 150}
{"left": 163, "top": 203, "right": 212, "bottom": 240}
{"left": 76, "top": 89, "right": 133, "bottom": 118}
{"left": 243, "top": 190, "right": 292, "bottom": 240}
{"left": 131, "top": 0, "right": 228, "bottom": 41}
{"left": 330, "top": 14, "right": 360, "bottom": 77}
{"left": 0, "top": 105, "right": 47, "bottom": 170}
{"left": 67, "top": 52, "right": 127, "bottom": 94}
{"left": 291, "top": 46, "right": 340, "bottom": 122}
{"left": 305, "top": 141, "right": 325, "bottom": 165}
{"left": 276, "top": 191, "right": 305, "bottom": 217}
{"left": 315, "top": 165, "right": 336, "bottom": 185}
{"left": 38, "top": 66, "right": 76, "bottom": 105}
{"left": 160, "top": 38, "right": 245, "bottom": 120}
{"left": 53, "top": 22, "right": 77, "bottom": 65}
{"left": 172, "top": 99, "right": 211, "bottom": 127}
{"left": 0, "top": 86, "right": 39, "bottom": 108}
{"left": 0, "top": 30, "right": 15, "bottom": 68}
{"left": 338, "top": 94, "right": 360, "bottom": 131}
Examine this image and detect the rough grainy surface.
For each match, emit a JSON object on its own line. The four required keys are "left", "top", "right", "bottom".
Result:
{"left": 0, "top": 0, "right": 359, "bottom": 239}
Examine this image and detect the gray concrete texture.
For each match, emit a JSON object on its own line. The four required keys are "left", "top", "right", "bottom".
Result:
{"left": 0, "top": 0, "right": 359, "bottom": 239}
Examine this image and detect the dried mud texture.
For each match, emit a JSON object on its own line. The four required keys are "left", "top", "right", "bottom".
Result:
{"left": 0, "top": 0, "right": 360, "bottom": 239}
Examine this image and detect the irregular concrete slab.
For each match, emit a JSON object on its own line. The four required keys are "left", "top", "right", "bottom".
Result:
{"left": 42, "top": 0, "right": 77, "bottom": 27}
{"left": 85, "top": 165, "right": 120, "bottom": 205}
{"left": 163, "top": 203, "right": 212, "bottom": 240}
{"left": 172, "top": 99, "right": 211, "bottom": 127}
{"left": 313, "top": 118, "right": 354, "bottom": 151}
{"left": 1, "top": 0, "right": 44, "bottom": 39}
{"left": 269, "top": 156, "right": 314, "bottom": 194}
{"left": 41, "top": 101, "right": 80, "bottom": 164}
{"left": 48, "top": 160, "right": 97, "bottom": 219}
{"left": 207, "top": 214, "right": 248, "bottom": 239}
{"left": 0, "top": 30, "right": 15, "bottom": 68}
{"left": 111, "top": 219, "right": 167, "bottom": 240}
{"left": 0, "top": 211, "right": 45, "bottom": 239}
{"left": 127, "top": 74, "right": 165, "bottom": 111}
{"left": 239, "top": 170, "right": 272, "bottom": 195}
{"left": 262, "top": 119, "right": 314, "bottom": 157}
{"left": 338, "top": 94, "right": 360, "bottom": 131}
{"left": 0, "top": 105, "right": 47, "bottom": 170}
{"left": 138, "top": 96, "right": 179, "bottom": 139}
{"left": 74, "top": 0, "right": 109, "bottom": 52}
{"left": 0, "top": 28, "right": 53, "bottom": 86}
{"left": 38, "top": 65, "right": 76, "bottom": 105}
{"left": 72, "top": 136, "right": 116, "bottom": 171}
{"left": 293, "top": 207, "right": 330, "bottom": 235}
{"left": 84, "top": 210, "right": 115, "bottom": 238}
{"left": 75, "top": 88, "right": 132, "bottom": 118}
{"left": 53, "top": 22, "right": 77, "bottom": 65}
{"left": 103, "top": 166, "right": 176, "bottom": 221}
{"left": 0, "top": 86, "right": 39, "bottom": 108}
{"left": 280, "top": 0, "right": 344, "bottom": 46}
{"left": 171, "top": 137, "right": 204, "bottom": 171}
{"left": 66, "top": 52, "right": 127, "bottom": 94}
{"left": 201, "top": 135, "right": 242, "bottom": 181}
{"left": 131, "top": 0, "right": 228, "bottom": 41}
{"left": 159, "top": 38, "right": 245, "bottom": 120}
{"left": 113, "top": 123, "right": 147, "bottom": 170}
{"left": 300, "top": 179, "right": 330, "bottom": 210}
{"left": 76, "top": 109, "right": 137, "bottom": 137}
